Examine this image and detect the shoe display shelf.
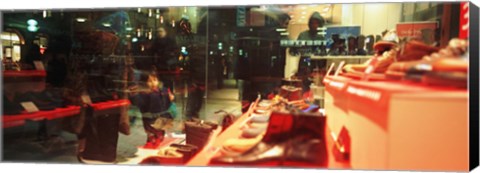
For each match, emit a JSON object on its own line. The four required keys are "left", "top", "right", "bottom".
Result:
{"left": 3, "top": 70, "right": 47, "bottom": 93}
{"left": 324, "top": 74, "right": 468, "bottom": 171}
{"left": 185, "top": 98, "right": 350, "bottom": 169}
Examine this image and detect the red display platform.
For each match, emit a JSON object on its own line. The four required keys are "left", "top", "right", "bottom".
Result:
{"left": 2, "top": 99, "right": 131, "bottom": 129}
{"left": 3, "top": 70, "right": 47, "bottom": 77}
{"left": 91, "top": 99, "right": 130, "bottom": 111}
{"left": 2, "top": 106, "right": 81, "bottom": 128}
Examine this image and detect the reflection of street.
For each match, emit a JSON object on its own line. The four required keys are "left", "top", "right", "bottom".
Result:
{"left": 2, "top": 79, "right": 242, "bottom": 163}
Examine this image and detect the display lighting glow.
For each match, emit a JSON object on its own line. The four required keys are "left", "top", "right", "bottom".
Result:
{"left": 160, "top": 16, "right": 164, "bottom": 23}
{"left": 76, "top": 18, "right": 87, "bottom": 22}
{"left": 156, "top": 14, "right": 160, "bottom": 19}
{"left": 148, "top": 32, "right": 152, "bottom": 40}
{"left": 27, "top": 19, "right": 38, "bottom": 32}
{"left": 126, "top": 27, "right": 133, "bottom": 31}
{"left": 138, "top": 8, "right": 141, "bottom": 13}
{"left": 43, "top": 10, "right": 47, "bottom": 18}
{"left": 132, "top": 37, "right": 138, "bottom": 42}
{"left": 148, "top": 9, "right": 152, "bottom": 17}
{"left": 103, "top": 23, "right": 111, "bottom": 27}
{"left": 126, "top": 35, "right": 131, "bottom": 38}
{"left": 172, "top": 20, "right": 175, "bottom": 27}
{"left": 27, "top": 19, "right": 38, "bottom": 26}
{"left": 184, "top": 7, "right": 187, "bottom": 13}
{"left": 275, "top": 28, "right": 286, "bottom": 32}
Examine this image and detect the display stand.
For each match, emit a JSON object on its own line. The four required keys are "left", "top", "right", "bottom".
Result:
{"left": 186, "top": 98, "right": 350, "bottom": 169}
{"left": 2, "top": 106, "right": 81, "bottom": 128}
{"left": 324, "top": 75, "right": 468, "bottom": 171}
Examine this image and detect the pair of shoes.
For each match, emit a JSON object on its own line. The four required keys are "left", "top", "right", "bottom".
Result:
{"left": 211, "top": 111, "right": 328, "bottom": 166}
{"left": 385, "top": 38, "right": 468, "bottom": 88}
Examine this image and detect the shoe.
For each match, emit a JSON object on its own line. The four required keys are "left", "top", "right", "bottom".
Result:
{"left": 385, "top": 38, "right": 468, "bottom": 81}
{"left": 170, "top": 143, "right": 199, "bottom": 163}
{"left": 211, "top": 111, "right": 327, "bottom": 166}
{"left": 356, "top": 35, "right": 367, "bottom": 55}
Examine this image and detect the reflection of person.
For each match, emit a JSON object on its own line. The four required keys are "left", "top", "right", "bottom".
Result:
{"left": 297, "top": 12, "right": 325, "bottom": 41}
{"left": 151, "top": 27, "right": 179, "bottom": 71}
{"left": 24, "top": 40, "right": 41, "bottom": 67}
{"left": 296, "top": 12, "right": 326, "bottom": 95}
{"left": 129, "top": 71, "right": 175, "bottom": 149}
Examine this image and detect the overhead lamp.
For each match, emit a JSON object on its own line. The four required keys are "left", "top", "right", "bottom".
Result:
{"left": 126, "top": 27, "right": 133, "bottom": 31}
{"left": 27, "top": 19, "right": 38, "bottom": 32}
{"left": 43, "top": 10, "right": 47, "bottom": 18}
{"left": 323, "top": 7, "right": 330, "bottom": 12}
{"left": 132, "top": 37, "right": 138, "bottom": 42}
{"left": 76, "top": 18, "right": 87, "bottom": 22}
{"left": 103, "top": 23, "right": 111, "bottom": 27}
{"left": 137, "top": 8, "right": 141, "bottom": 13}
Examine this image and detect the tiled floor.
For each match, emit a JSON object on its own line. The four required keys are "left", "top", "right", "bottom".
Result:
{"left": 2, "top": 79, "right": 242, "bottom": 164}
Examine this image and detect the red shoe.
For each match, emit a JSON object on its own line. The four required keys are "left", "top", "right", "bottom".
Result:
{"left": 142, "top": 142, "right": 155, "bottom": 149}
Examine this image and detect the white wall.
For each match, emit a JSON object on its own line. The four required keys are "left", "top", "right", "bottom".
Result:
{"left": 342, "top": 3, "right": 402, "bottom": 36}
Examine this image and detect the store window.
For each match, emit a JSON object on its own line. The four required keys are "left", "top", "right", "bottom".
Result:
{"left": 1, "top": 30, "right": 23, "bottom": 61}
{"left": 0, "top": 2, "right": 472, "bottom": 171}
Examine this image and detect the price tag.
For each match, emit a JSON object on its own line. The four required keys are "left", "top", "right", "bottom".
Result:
{"left": 81, "top": 94, "right": 92, "bottom": 104}
{"left": 20, "top": 102, "right": 39, "bottom": 113}
{"left": 334, "top": 61, "right": 345, "bottom": 76}
{"left": 33, "top": 61, "right": 45, "bottom": 70}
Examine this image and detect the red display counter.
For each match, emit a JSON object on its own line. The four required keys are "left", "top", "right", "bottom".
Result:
{"left": 324, "top": 75, "right": 468, "bottom": 171}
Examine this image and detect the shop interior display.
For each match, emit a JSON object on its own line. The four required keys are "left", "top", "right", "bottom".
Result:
{"left": 1, "top": 1, "right": 477, "bottom": 172}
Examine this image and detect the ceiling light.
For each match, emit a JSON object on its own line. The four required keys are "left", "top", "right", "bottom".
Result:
{"left": 126, "top": 27, "right": 133, "bottom": 31}
{"left": 132, "top": 37, "right": 138, "bottom": 42}
{"left": 137, "top": 8, "right": 141, "bottom": 13}
{"left": 275, "top": 28, "right": 287, "bottom": 32}
{"left": 103, "top": 23, "right": 111, "bottom": 27}
{"left": 43, "top": 10, "right": 47, "bottom": 18}
{"left": 280, "top": 32, "right": 289, "bottom": 36}
{"left": 76, "top": 18, "right": 87, "bottom": 22}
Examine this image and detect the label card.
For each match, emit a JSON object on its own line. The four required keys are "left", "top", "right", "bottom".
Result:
{"left": 81, "top": 95, "right": 92, "bottom": 104}
{"left": 33, "top": 61, "right": 45, "bottom": 70}
{"left": 20, "top": 102, "right": 39, "bottom": 113}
